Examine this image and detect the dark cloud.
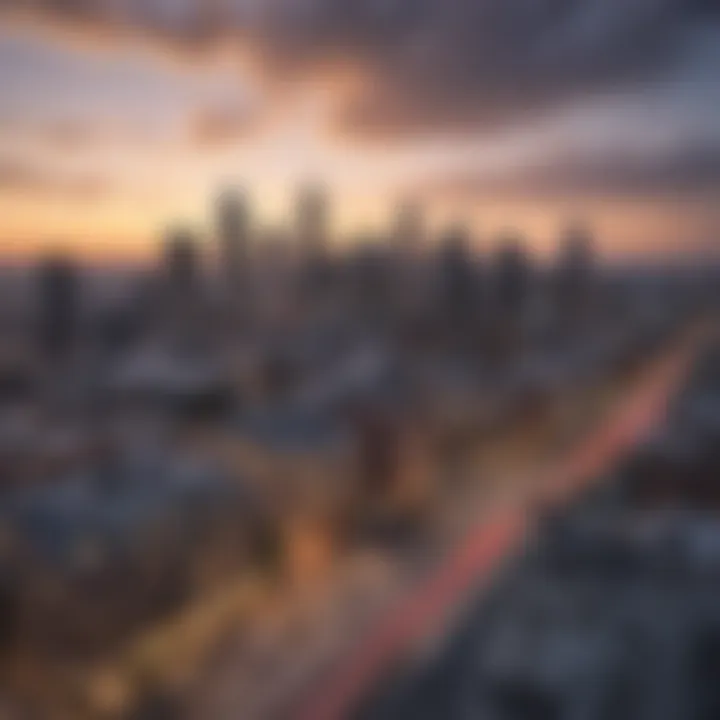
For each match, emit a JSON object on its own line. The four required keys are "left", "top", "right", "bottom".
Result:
{"left": 4, "top": 0, "right": 720, "bottom": 136}
{"left": 421, "top": 145, "right": 720, "bottom": 201}
{"left": 0, "top": 158, "right": 113, "bottom": 199}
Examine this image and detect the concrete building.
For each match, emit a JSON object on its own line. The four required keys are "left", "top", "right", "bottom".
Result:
{"left": 216, "top": 188, "right": 251, "bottom": 292}
{"left": 0, "top": 448, "right": 258, "bottom": 653}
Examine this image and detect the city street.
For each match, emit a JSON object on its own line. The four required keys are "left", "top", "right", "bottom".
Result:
{"left": 293, "top": 330, "right": 701, "bottom": 720}
{"left": 187, "top": 329, "right": 702, "bottom": 720}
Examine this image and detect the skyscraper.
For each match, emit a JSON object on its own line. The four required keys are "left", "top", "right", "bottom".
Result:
{"left": 296, "top": 184, "right": 328, "bottom": 259}
{"left": 392, "top": 199, "right": 424, "bottom": 256}
{"left": 36, "top": 255, "right": 80, "bottom": 360}
{"left": 349, "top": 236, "right": 391, "bottom": 316}
{"left": 554, "top": 222, "right": 595, "bottom": 319}
{"left": 494, "top": 232, "right": 531, "bottom": 316}
{"left": 216, "top": 188, "right": 250, "bottom": 291}
{"left": 164, "top": 226, "right": 200, "bottom": 299}
{"left": 437, "top": 224, "right": 477, "bottom": 323}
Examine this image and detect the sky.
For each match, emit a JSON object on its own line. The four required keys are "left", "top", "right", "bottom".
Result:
{"left": 0, "top": 0, "right": 719, "bottom": 264}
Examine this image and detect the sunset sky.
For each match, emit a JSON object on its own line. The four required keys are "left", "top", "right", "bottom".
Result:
{"left": 1, "top": 0, "right": 719, "bottom": 264}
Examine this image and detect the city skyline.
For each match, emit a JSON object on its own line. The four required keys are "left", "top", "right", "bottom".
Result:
{"left": 1, "top": 1, "right": 720, "bottom": 264}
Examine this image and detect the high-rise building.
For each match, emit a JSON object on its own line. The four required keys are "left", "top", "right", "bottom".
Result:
{"left": 36, "top": 255, "right": 80, "bottom": 360}
{"left": 437, "top": 224, "right": 477, "bottom": 322}
{"left": 392, "top": 199, "right": 424, "bottom": 256}
{"left": 296, "top": 184, "right": 328, "bottom": 259}
{"left": 494, "top": 232, "right": 531, "bottom": 315}
{"left": 216, "top": 188, "right": 250, "bottom": 290}
{"left": 349, "top": 237, "right": 391, "bottom": 315}
{"left": 554, "top": 222, "right": 595, "bottom": 319}
{"left": 164, "top": 227, "right": 200, "bottom": 299}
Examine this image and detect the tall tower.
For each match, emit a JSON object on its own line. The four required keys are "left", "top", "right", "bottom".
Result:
{"left": 437, "top": 224, "right": 477, "bottom": 321}
{"left": 392, "top": 199, "right": 424, "bottom": 256}
{"left": 164, "top": 226, "right": 199, "bottom": 299}
{"left": 216, "top": 188, "right": 250, "bottom": 291}
{"left": 296, "top": 184, "right": 328, "bottom": 260}
{"left": 556, "top": 223, "right": 594, "bottom": 305}
{"left": 554, "top": 222, "right": 595, "bottom": 328}
{"left": 36, "top": 254, "right": 80, "bottom": 360}
{"left": 494, "top": 232, "right": 531, "bottom": 316}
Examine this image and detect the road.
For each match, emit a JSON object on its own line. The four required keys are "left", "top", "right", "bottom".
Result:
{"left": 293, "top": 334, "right": 700, "bottom": 720}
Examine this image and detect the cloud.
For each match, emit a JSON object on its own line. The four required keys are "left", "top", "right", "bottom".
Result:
{"left": 421, "top": 145, "right": 720, "bottom": 201}
{"left": 0, "top": 158, "right": 113, "bottom": 199}
{"left": 188, "top": 105, "right": 258, "bottom": 147}
{"left": 4, "top": 0, "right": 720, "bottom": 138}
{"left": 0, "top": 117, "right": 110, "bottom": 150}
